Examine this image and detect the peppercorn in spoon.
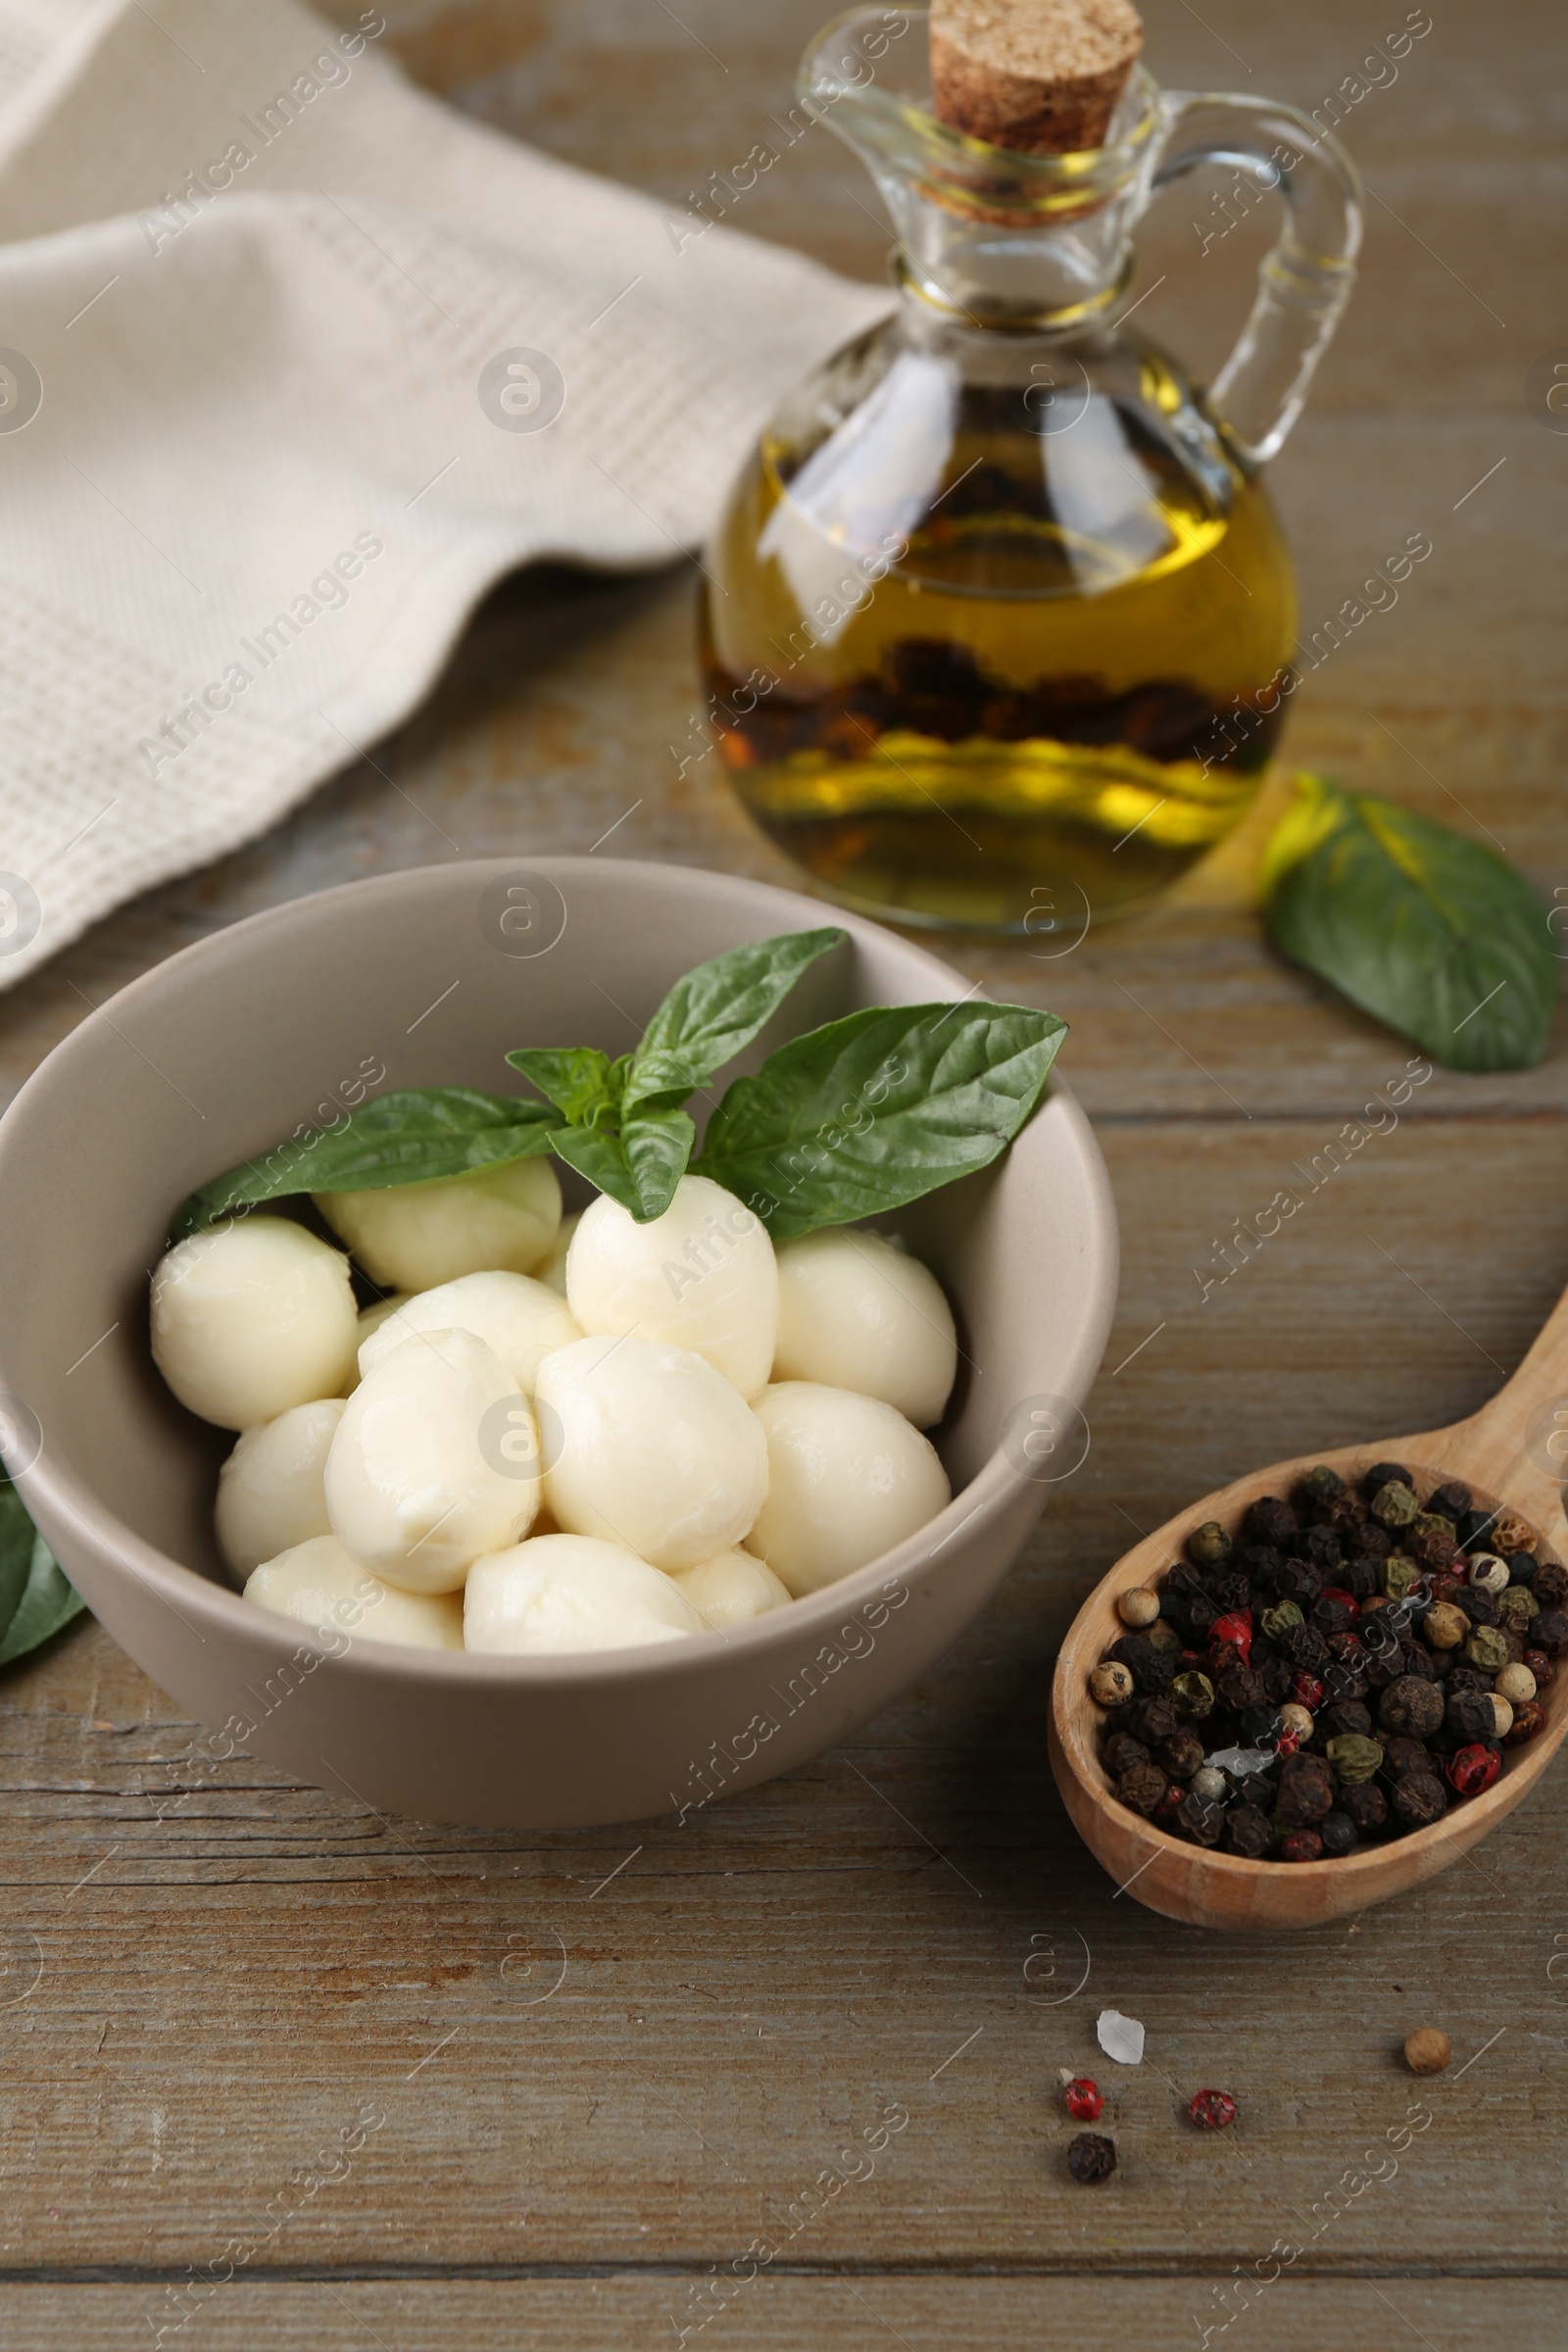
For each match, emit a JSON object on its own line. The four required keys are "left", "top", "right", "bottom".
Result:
{"left": 1049, "top": 1282, "right": 1568, "bottom": 1930}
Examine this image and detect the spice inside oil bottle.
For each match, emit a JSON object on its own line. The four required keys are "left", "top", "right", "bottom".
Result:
{"left": 702, "top": 331, "right": 1297, "bottom": 937}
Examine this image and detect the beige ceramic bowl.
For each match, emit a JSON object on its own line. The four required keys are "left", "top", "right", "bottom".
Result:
{"left": 0, "top": 858, "right": 1117, "bottom": 1827}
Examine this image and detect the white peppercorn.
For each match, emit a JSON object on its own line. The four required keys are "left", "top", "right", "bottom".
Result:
{"left": 1091, "top": 1661, "right": 1135, "bottom": 1707}
{"left": 1467, "top": 1553, "right": 1510, "bottom": 1596}
{"left": 1495, "top": 1661, "right": 1537, "bottom": 1706}
{"left": 1116, "top": 1587, "right": 1161, "bottom": 1629}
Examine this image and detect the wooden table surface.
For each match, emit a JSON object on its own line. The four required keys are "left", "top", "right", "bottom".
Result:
{"left": 2, "top": 2, "right": 1565, "bottom": 2344}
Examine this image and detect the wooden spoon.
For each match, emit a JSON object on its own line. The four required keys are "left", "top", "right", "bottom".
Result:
{"left": 1049, "top": 1285, "right": 1568, "bottom": 1931}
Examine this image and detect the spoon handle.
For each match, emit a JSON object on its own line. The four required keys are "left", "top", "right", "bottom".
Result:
{"left": 1415, "top": 1277, "right": 1568, "bottom": 1536}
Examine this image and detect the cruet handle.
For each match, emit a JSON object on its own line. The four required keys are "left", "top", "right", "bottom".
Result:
{"left": 1147, "top": 91, "right": 1364, "bottom": 467}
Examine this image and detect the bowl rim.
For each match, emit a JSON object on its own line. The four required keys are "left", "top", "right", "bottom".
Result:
{"left": 1051, "top": 1444, "right": 1568, "bottom": 1891}
{"left": 2, "top": 856, "right": 1120, "bottom": 1687}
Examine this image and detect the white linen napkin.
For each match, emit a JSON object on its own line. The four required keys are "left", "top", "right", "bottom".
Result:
{"left": 0, "top": 0, "right": 887, "bottom": 987}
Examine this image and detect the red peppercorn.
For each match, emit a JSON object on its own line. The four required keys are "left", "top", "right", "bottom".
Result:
{"left": 1320, "top": 1586, "right": 1360, "bottom": 1622}
{"left": 1293, "top": 1672, "right": 1326, "bottom": 1712}
{"left": 1189, "top": 2088, "right": 1237, "bottom": 2131}
{"left": 1274, "top": 1728, "right": 1301, "bottom": 1759}
{"left": 1153, "top": 1780, "right": 1187, "bottom": 1822}
{"left": 1445, "top": 1742, "right": 1501, "bottom": 1796}
{"left": 1210, "top": 1610, "right": 1252, "bottom": 1664}
{"left": 1280, "top": 1827, "right": 1324, "bottom": 1861}
{"left": 1063, "top": 2078, "right": 1102, "bottom": 2121}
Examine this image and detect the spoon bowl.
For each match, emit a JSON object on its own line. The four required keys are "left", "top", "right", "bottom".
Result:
{"left": 1050, "top": 1287, "right": 1568, "bottom": 1931}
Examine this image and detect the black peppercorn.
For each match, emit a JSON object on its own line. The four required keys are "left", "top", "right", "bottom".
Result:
{"left": 1125, "top": 1696, "right": 1178, "bottom": 1747}
{"left": 1240, "top": 1543, "right": 1283, "bottom": 1594}
{"left": 1297, "top": 1526, "right": 1343, "bottom": 1573}
{"left": 1116, "top": 1763, "right": 1169, "bottom": 1816}
{"left": 1316, "top": 1488, "right": 1369, "bottom": 1535}
{"left": 1279, "top": 1622, "right": 1330, "bottom": 1673}
{"left": 1279, "top": 1826, "right": 1324, "bottom": 1862}
{"left": 1446, "top": 1663, "right": 1487, "bottom": 1694}
{"left": 1504, "top": 1551, "right": 1539, "bottom": 1589}
{"left": 1456, "top": 1587, "right": 1498, "bottom": 1628}
{"left": 1533, "top": 1561, "right": 1568, "bottom": 1609}
{"left": 1216, "top": 1665, "right": 1266, "bottom": 1713}
{"left": 1259, "top": 1653, "right": 1296, "bottom": 1704}
{"left": 1184, "top": 1592, "right": 1221, "bottom": 1640}
{"left": 1067, "top": 2132, "right": 1116, "bottom": 2183}
{"left": 1206, "top": 1567, "right": 1253, "bottom": 1614}
{"left": 1408, "top": 1520, "right": 1461, "bottom": 1571}
{"left": 1275, "top": 1558, "right": 1325, "bottom": 1610}
{"left": 1321, "top": 1659, "right": 1370, "bottom": 1705}
{"left": 1379, "top": 1676, "right": 1446, "bottom": 1740}
{"left": 1274, "top": 1755, "right": 1334, "bottom": 1826}
{"left": 1381, "top": 1734, "right": 1434, "bottom": 1782}
{"left": 1175, "top": 1790, "right": 1225, "bottom": 1846}
{"left": 1397, "top": 1641, "right": 1439, "bottom": 1684}
{"left": 1236, "top": 1704, "right": 1281, "bottom": 1747}
{"left": 1533, "top": 1610, "right": 1568, "bottom": 1654}
{"left": 1246, "top": 1496, "right": 1298, "bottom": 1547}
{"left": 1339, "top": 1782, "right": 1389, "bottom": 1835}
{"left": 1427, "top": 1480, "right": 1471, "bottom": 1523}
{"left": 1103, "top": 1733, "right": 1151, "bottom": 1779}
{"left": 1392, "top": 1774, "right": 1448, "bottom": 1828}
{"left": 1456, "top": 1508, "right": 1494, "bottom": 1553}
{"left": 1349, "top": 1521, "right": 1393, "bottom": 1562}
{"left": 1224, "top": 1805, "right": 1272, "bottom": 1858}
{"left": 1318, "top": 1698, "right": 1373, "bottom": 1740}
{"left": 1363, "top": 1460, "right": 1413, "bottom": 1498}
{"left": 1108, "top": 1636, "right": 1176, "bottom": 1693}
{"left": 1338, "top": 1554, "right": 1379, "bottom": 1602}
{"left": 1158, "top": 1729, "right": 1204, "bottom": 1782}
{"left": 1319, "top": 1810, "right": 1359, "bottom": 1856}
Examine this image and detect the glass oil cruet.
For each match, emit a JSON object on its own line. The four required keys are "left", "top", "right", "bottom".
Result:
{"left": 701, "top": 6, "right": 1363, "bottom": 936}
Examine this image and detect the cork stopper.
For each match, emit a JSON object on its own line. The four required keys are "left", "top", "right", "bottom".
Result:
{"left": 930, "top": 0, "right": 1144, "bottom": 156}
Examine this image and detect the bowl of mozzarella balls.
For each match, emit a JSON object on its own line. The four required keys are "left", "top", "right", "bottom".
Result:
{"left": 0, "top": 860, "right": 1117, "bottom": 1827}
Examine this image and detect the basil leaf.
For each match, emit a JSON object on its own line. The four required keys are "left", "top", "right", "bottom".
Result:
{"left": 623, "top": 927, "right": 846, "bottom": 1114}
{"left": 0, "top": 1488, "right": 85, "bottom": 1667}
{"left": 507, "top": 1047, "right": 620, "bottom": 1128}
{"left": 1262, "top": 775, "right": 1557, "bottom": 1072}
{"left": 173, "top": 1089, "right": 564, "bottom": 1239}
{"left": 549, "top": 1127, "right": 642, "bottom": 1218}
{"left": 621, "top": 1109, "right": 697, "bottom": 1220}
{"left": 695, "top": 1002, "right": 1066, "bottom": 1239}
{"left": 553, "top": 1110, "right": 698, "bottom": 1222}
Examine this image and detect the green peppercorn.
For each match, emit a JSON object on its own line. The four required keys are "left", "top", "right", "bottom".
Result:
{"left": 1171, "top": 1670, "right": 1215, "bottom": 1719}
{"left": 1260, "top": 1598, "right": 1304, "bottom": 1642}
{"left": 1325, "top": 1733, "right": 1385, "bottom": 1786}
{"left": 1187, "top": 1520, "right": 1233, "bottom": 1568}
{"left": 1465, "top": 1624, "right": 1509, "bottom": 1674}
{"left": 1370, "top": 1481, "right": 1419, "bottom": 1531}
{"left": 1495, "top": 1584, "right": 1539, "bottom": 1626}
{"left": 1146, "top": 1619, "right": 1183, "bottom": 1656}
{"left": 1382, "top": 1554, "right": 1418, "bottom": 1601}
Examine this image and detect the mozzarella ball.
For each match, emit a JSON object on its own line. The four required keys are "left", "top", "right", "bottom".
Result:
{"left": 316, "top": 1155, "right": 561, "bottom": 1291}
{"left": 773, "top": 1227, "right": 957, "bottom": 1428}
{"left": 216, "top": 1398, "right": 344, "bottom": 1577}
{"left": 672, "top": 1546, "right": 792, "bottom": 1631}
{"left": 245, "top": 1535, "right": 464, "bottom": 1650}
{"left": 745, "top": 1381, "right": 951, "bottom": 1595}
{"left": 536, "top": 1334, "right": 767, "bottom": 1571}
{"left": 151, "top": 1216, "right": 358, "bottom": 1429}
{"left": 566, "top": 1174, "right": 777, "bottom": 1398}
{"left": 465, "top": 1534, "right": 705, "bottom": 1655}
{"left": 324, "top": 1329, "right": 539, "bottom": 1592}
{"left": 536, "top": 1211, "right": 579, "bottom": 1298}
{"left": 358, "top": 1270, "right": 580, "bottom": 1394}
{"left": 339, "top": 1295, "right": 409, "bottom": 1396}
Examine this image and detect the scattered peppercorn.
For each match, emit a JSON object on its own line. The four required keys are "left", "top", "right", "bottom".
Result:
{"left": 1188, "top": 2088, "right": 1237, "bottom": 2130}
{"left": 1066, "top": 2132, "right": 1117, "bottom": 2184}
{"left": 1063, "top": 2078, "right": 1102, "bottom": 2121}
{"left": 1088, "top": 1477, "right": 1557, "bottom": 1861}
{"left": 1403, "top": 2027, "right": 1451, "bottom": 2076}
